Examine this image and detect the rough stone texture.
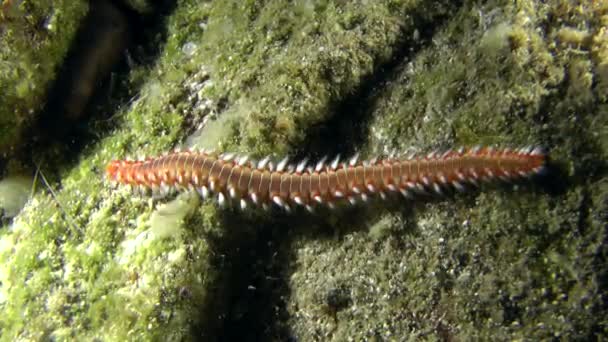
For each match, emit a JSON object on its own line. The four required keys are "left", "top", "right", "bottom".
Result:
{"left": 0, "top": 0, "right": 606, "bottom": 340}
{"left": 0, "top": 0, "right": 87, "bottom": 155}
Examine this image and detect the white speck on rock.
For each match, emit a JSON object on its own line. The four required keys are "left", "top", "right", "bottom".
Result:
{"left": 182, "top": 42, "right": 198, "bottom": 56}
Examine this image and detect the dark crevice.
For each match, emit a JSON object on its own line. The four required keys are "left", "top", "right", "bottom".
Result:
{"left": 1, "top": 0, "right": 177, "bottom": 223}
{"left": 190, "top": 211, "right": 307, "bottom": 341}
{"left": 21, "top": 0, "right": 177, "bottom": 179}
{"left": 209, "top": 206, "right": 392, "bottom": 341}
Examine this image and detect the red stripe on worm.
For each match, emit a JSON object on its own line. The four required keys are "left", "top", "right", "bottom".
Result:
{"left": 105, "top": 146, "right": 546, "bottom": 211}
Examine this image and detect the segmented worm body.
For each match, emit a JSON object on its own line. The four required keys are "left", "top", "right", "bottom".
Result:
{"left": 106, "top": 146, "right": 546, "bottom": 212}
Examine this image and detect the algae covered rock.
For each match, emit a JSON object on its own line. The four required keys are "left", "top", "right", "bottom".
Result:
{"left": 0, "top": 0, "right": 87, "bottom": 155}
{"left": 0, "top": 0, "right": 606, "bottom": 340}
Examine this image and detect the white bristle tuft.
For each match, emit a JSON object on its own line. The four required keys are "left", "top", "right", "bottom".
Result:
{"left": 296, "top": 158, "right": 308, "bottom": 173}
{"left": 400, "top": 188, "right": 412, "bottom": 198}
{"left": 258, "top": 156, "right": 270, "bottom": 169}
{"left": 452, "top": 181, "right": 465, "bottom": 192}
{"left": 238, "top": 155, "right": 249, "bottom": 166}
{"left": 330, "top": 155, "right": 340, "bottom": 170}
{"left": 531, "top": 146, "right": 544, "bottom": 156}
{"left": 218, "top": 192, "right": 226, "bottom": 206}
{"left": 294, "top": 196, "right": 304, "bottom": 205}
{"left": 160, "top": 182, "right": 171, "bottom": 196}
{"left": 315, "top": 156, "right": 327, "bottom": 172}
{"left": 221, "top": 152, "right": 235, "bottom": 161}
{"left": 415, "top": 183, "right": 426, "bottom": 194}
{"left": 433, "top": 184, "right": 443, "bottom": 195}
{"left": 273, "top": 196, "right": 285, "bottom": 208}
{"left": 349, "top": 153, "right": 360, "bottom": 166}
{"left": 277, "top": 157, "right": 289, "bottom": 172}
{"left": 240, "top": 199, "right": 247, "bottom": 210}
{"left": 198, "top": 186, "right": 209, "bottom": 199}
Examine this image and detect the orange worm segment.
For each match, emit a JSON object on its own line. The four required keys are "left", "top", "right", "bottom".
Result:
{"left": 106, "top": 146, "right": 546, "bottom": 211}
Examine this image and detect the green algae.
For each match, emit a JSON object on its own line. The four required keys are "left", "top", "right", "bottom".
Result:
{"left": 0, "top": 176, "right": 32, "bottom": 218}
{"left": 189, "top": 0, "right": 455, "bottom": 155}
{"left": 0, "top": 0, "right": 606, "bottom": 340}
{"left": 0, "top": 0, "right": 210, "bottom": 338}
{"left": 0, "top": 0, "right": 87, "bottom": 155}
{"left": 286, "top": 1, "right": 608, "bottom": 340}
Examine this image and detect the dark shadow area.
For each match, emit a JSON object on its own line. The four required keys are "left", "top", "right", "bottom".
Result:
{"left": 186, "top": 210, "right": 314, "bottom": 341}
{"left": 195, "top": 205, "right": 390, "bottom": 342}
{"left": 0, "top": 0, "right": 178, "bottom": 226}
{"left": 22, "top": 0, "right": 178, "bottom": 177}
{"left": 533, "top": 159, "right": 571, "bottom": 196}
